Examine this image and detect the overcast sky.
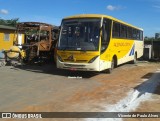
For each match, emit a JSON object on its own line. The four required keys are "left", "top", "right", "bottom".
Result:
{"left": 0, "top": 0, "right": 160, "bottom": 37}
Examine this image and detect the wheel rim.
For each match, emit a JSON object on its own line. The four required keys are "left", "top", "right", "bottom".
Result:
{"left": 134, "top": 54, "right": 137, "bottom": 63}
{"left": 111, "top": 59, "right": 114, "bottom": 70}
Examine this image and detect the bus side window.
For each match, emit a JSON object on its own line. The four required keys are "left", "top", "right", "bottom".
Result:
{"left": 101, "top": 19, "right": 112, "bottom": 52}
{"left": 120, "top": 24, "right": 127, "bottom": 38}
{"left": 127, "top": 27, "right": 132, "bottom": 39}
{"left": 140, "top": 31, "right": 143, "bottom": 40}
{"left": 113, "top": 22, "right": 120, "bottom": 38}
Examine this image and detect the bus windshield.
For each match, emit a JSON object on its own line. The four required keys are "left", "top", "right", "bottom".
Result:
{"left": 58, "top": 18, "right": 101, "bottom": 51}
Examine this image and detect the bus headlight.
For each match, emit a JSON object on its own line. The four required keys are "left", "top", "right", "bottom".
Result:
{"left": 88, "top": 56, "right": 99, "bottom": 63}
{"left": 57, "top": 55, "right": 63, "bottom": 62}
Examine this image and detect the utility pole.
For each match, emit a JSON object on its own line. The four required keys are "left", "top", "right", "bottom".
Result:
{"left": 151, "top": 37, "right": 154, "bottom": 59}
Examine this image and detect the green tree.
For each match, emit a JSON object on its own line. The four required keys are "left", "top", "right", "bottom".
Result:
{"left": 0, "top": 18, "right": 19, "bottom": 27}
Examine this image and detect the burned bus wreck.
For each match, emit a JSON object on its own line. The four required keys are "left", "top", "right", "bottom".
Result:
{"left": 12, "top": 22, "right": 59, "bottom": 64}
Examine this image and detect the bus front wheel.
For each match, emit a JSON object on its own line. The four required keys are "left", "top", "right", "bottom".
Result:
{"left": 107, "top": 58, "right": 115, "bottom": 74}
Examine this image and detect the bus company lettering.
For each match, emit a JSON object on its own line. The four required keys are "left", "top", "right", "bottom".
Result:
{"left": 114, "top": 42, "right": 131, "bottom": 47}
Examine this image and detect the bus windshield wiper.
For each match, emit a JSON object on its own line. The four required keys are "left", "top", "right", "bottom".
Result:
{"left": 81, "top": 48, "right": 87, "bottom": 52}
{"left": 62, "top": 47, "right": 67, "bottom": 51}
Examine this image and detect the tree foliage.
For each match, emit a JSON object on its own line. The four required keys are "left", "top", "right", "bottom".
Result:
{"left": 0, "top": 18, "right": 19, "bottom": 27}
{"left": 144, "top": 36, "right": 160, "bottom": 42}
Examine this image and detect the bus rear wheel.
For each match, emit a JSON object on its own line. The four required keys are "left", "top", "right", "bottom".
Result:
{"left": 131, "top": 53, "right": 137, "bottom": 64}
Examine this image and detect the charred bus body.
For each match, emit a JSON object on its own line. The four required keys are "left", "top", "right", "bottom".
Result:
{"left": 8, "top": 22, "right": 59, "bottom": 64}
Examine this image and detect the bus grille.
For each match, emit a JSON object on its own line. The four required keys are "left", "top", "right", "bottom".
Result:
{"left": 64, "top": 59, "right": 88, "bottom": 63}
{"left": 64, "top": 64, "right": 86, "bottom": 67}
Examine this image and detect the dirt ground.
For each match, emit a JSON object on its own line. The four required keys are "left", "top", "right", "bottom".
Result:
{"left": 0, "top": 61, "right": 159, "bottom": 121}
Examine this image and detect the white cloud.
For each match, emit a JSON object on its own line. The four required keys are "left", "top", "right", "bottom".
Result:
{"left": 0, "top": 9, "right": 9, "bottom": 15}
{"left": 107, "top": 5, "right": 116, "bottom": 11}
{"left": 106, "top": 5, "right": 124, "bottom": 11}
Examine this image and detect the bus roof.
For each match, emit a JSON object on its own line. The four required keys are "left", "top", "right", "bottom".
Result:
{"left": 63, "top": 14, "right": 143, "bottom": 31}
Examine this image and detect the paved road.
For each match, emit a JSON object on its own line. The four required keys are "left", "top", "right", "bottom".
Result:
{"left": 0, "top": 64, "right": 101, "bottom": 111}
{"left": 0, "top": 62, "right": 159, "bottom": 121}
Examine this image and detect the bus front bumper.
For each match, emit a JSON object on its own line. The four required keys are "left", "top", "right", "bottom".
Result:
{"left": 56, "top": 59, "right": 100, "bottom": 71}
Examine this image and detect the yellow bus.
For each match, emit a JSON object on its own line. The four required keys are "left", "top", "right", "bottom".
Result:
{"left": 56, "top": 14, "right": 143, "bottom": 73}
